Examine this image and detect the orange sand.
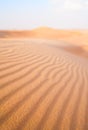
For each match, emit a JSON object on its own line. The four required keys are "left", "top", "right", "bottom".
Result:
{"left": 0, "top": 28, "right": 88, "bottom": 130}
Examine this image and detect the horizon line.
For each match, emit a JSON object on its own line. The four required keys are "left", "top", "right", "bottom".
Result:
{"left": 0, "top": 26, "right": 88, "bottom": 31}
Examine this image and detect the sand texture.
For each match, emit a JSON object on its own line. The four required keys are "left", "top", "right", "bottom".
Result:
{"left": 0, "top": 38, "right": 88, "bottom": 130}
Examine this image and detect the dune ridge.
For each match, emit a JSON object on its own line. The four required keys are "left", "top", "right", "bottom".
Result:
{"left": 0, "top": 27, "right": 87, "bottom": 39}
{"left": 0, "top": 27, "right": 88, "bottom": 55}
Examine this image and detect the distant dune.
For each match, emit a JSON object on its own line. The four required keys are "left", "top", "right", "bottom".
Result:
{"left": 0, "top": 27, "right": 82, "bottom": 39}
{"left": 0, "top": 27, "right": 87, "bottom": 39}
{"left": 0, "top": 26, "right": 88, "bottom": 44}
{"left": 0, "top": 30, "right": 35, "bottom": 38}
{"left": 0, "top": 27, "right": 88, "bottom": 57}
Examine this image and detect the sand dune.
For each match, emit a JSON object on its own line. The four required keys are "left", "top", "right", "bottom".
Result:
{"left": 0, "top": 27, "right": 88, "bottom": 56}
{"left": 0, "top": 30, "right": 36, "bottom": 38}
{"left": 0, "top": 39, "right": 88, "bottom": 130}
{"left": 0, "top": 27, "right": 87, "bottom": 40}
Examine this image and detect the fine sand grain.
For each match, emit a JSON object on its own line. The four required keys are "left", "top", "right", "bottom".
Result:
{"left": 0, "top": 39, "right": 88, "bottom": 130}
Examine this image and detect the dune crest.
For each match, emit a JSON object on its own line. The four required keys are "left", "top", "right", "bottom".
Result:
{"left": 0, "top": 27, "right": 88, "bottom": 47}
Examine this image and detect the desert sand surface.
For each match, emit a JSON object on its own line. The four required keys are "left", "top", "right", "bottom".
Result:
{"left": 0, "top": 30, "right": 88, "bottom": 130}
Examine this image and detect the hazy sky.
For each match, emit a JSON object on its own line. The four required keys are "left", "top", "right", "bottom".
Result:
{"left": 0, "top": 0, "right": 88, "bottom": 30}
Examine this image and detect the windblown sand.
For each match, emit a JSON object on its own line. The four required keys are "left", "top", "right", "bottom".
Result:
{"left": 0, "top": 39, "right": 88, "bottom": 130}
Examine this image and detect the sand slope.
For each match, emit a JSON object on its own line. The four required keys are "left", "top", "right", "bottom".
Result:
{"left": 0, "top": 39, "right": 88, "bottom": 130}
